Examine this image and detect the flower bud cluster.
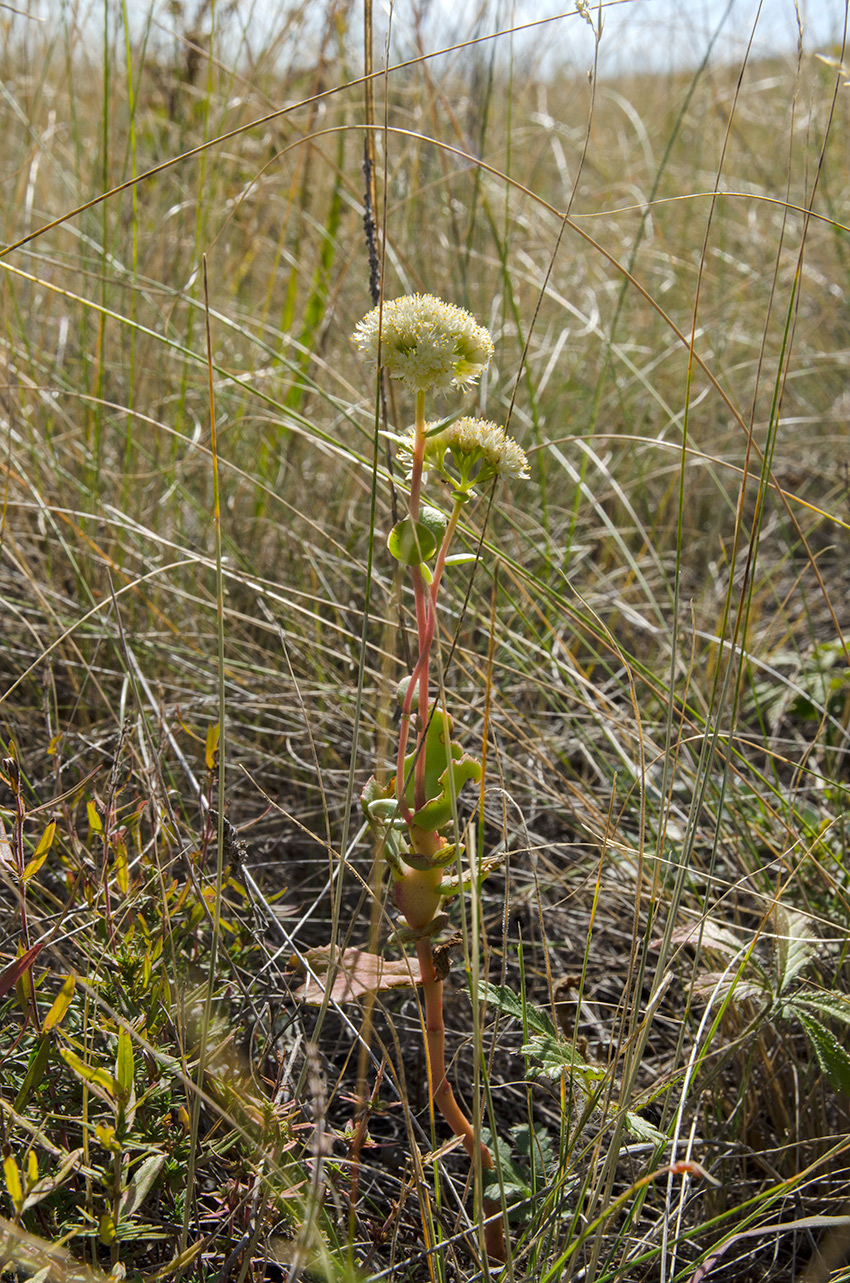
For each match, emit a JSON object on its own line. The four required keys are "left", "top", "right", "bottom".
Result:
{"left": 399, "top": 416, "right": 529, "bottom": 497}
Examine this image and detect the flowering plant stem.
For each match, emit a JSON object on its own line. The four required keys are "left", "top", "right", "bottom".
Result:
{"left": 354, "top": 295, "right": 528, "bottom": 1265}
{"left": 416, "top": 936, "right": 505, "bottom": 1260}
{"left": 403, "top": 408, "right": 505, "bottom": 1262}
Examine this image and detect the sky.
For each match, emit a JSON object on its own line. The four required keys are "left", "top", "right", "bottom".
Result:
{"left": 10, "top": 0, "right": 849, "bottom": 76}
{"left": 368, "top": 0, "right": 847, "bottom": 78}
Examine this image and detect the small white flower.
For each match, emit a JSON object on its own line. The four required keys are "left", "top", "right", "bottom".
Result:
{"left": 399, "top": 417, "right": 529, "bottom": 493}
{"left": 352, "top": 294, "right": 494, "bottom": 394}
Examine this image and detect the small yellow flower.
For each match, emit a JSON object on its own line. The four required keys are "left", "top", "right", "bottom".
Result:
{"left": 352, "top": 294, "right": 494, "bottom": 394}
{"left": 399, "top": 417, "right": 529, "bottom": 495}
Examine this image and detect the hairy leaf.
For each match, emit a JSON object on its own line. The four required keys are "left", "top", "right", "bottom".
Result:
{"left": 21, "top": 1149, "right": 85, "bottom": 1214}
{"left": 796, "top": 1010, "right": 850, "bottom": 1094}
{"left": 773, "top": 904, "right": 817, "bottom": 993}
{"left": 483, "top": 983, "right": 605, "bottom": 1084}
{"left": 624, "top": 1111, "right": 667, "bottom": 1145}
{"left": 121, "top": 1152, "right": 167, "bottom": 1220}
{"left": 794, "top": 992, "right": 850, "bottom": 1028}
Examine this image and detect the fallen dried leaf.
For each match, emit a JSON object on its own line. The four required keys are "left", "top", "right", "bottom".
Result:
{"left": 289, "top": 947, "right": 419, "bottom": 1004}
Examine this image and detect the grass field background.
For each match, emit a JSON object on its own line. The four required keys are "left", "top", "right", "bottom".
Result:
{"left": 1, "top": 1, "right": 849, "bottom": 1280}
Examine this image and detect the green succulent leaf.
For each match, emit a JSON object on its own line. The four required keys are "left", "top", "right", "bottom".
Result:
{"left": 387, "top": 513, "right": 442, "bottom": 565}
{"left": 402, "top": 709, "right": 482, "bottom": 832}
{"left": 438, "top": 852, "right": 504, "bottom": 897}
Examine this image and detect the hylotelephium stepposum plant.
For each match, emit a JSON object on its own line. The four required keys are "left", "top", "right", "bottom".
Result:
{"left": 353, "top": 294, "right": 529, "bottom": 1262}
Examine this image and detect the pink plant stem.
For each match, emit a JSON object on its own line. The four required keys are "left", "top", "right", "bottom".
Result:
{"left": 415, "top": 935, "right": 505, "bottom": 1262}
{"left": 396, "top": 500, "right": 464, "bottom": 819}
{"left": 408, "top": 390, "right": 427, "bottom": 522}
{"left": 411, "top": 501, "right": 462, "bottom": 808}
{"left": 396, "top": 391, "right": 431, "bottom": 819}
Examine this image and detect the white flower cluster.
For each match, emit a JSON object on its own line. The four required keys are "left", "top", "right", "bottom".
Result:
{"left": 352, "top": 294, "right": 494, "bottom": 394}
{"left": 399, "top": 416, "right": 529, "bottom": 493}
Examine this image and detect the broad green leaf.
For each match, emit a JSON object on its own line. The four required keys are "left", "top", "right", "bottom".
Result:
{"left": 480, "top": 1128, "right": 529, "bottom": 1200}
{"left": 483, "top": 983, "right": 605, "bottom": 1085}
{"left": 519, "top": 1001, "right": 561, "bottom": 1042}
{"left": 43, "top": 973, "right": 76, "bottom": 1033}
{"left": 624, "top": 1111, "right": 668, "bottom": 1145}
{"left": 33, "top": 819, "right": 56, "bottom": 857}
{"left": 522, "top": 1032, "right": 606, "bottom": 1083}
{"left": 692, "top": 973, "right": 766, "bottom": 1003}
{"left": 115, "top": 1027, "right": 138, "bottom": 1126}
{"left": 113, "top": 838, "right": 129, "bottom": 894}
{"left": 21, "top": 1148, "right": 84, "bottom": 1214}
{"left": 95, "top": 1124, "right": 121, "bottom": 1154}
{"left": 116, "top": 1027, "right": 134, "bottom": 1098}
{"left": 797, "top": 1010, "right": 850, "bottom": 1094}
{"left": 86, "top": 800, "right": 103, "bottom": 835}
{"left": 482, "top": 982, "right": 561, "bottom": 1040}
{"left": 774, "top": 904, "right": 817, "bottom": 993}
{"left": 514, "top": 1121, "right": 555, "bottom": 1187}
{"left": 481, "top": 982, "right": 528, "bottom": 1026}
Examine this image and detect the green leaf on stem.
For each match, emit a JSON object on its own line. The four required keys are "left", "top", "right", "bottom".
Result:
{"left": 388, "top": 516, "right": 434, "bottom": 564}
{"left": 796, "top": 1009, "right": 850, "bottom": 1094}
{"left": 402, "top": 709, "right": 482, "bottom": 832}
{"left": 14, "top": 1036, "right": 50, "bottom": 1111}
{"left": 439, "top": 851, "right": 504, "bottom": 896}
